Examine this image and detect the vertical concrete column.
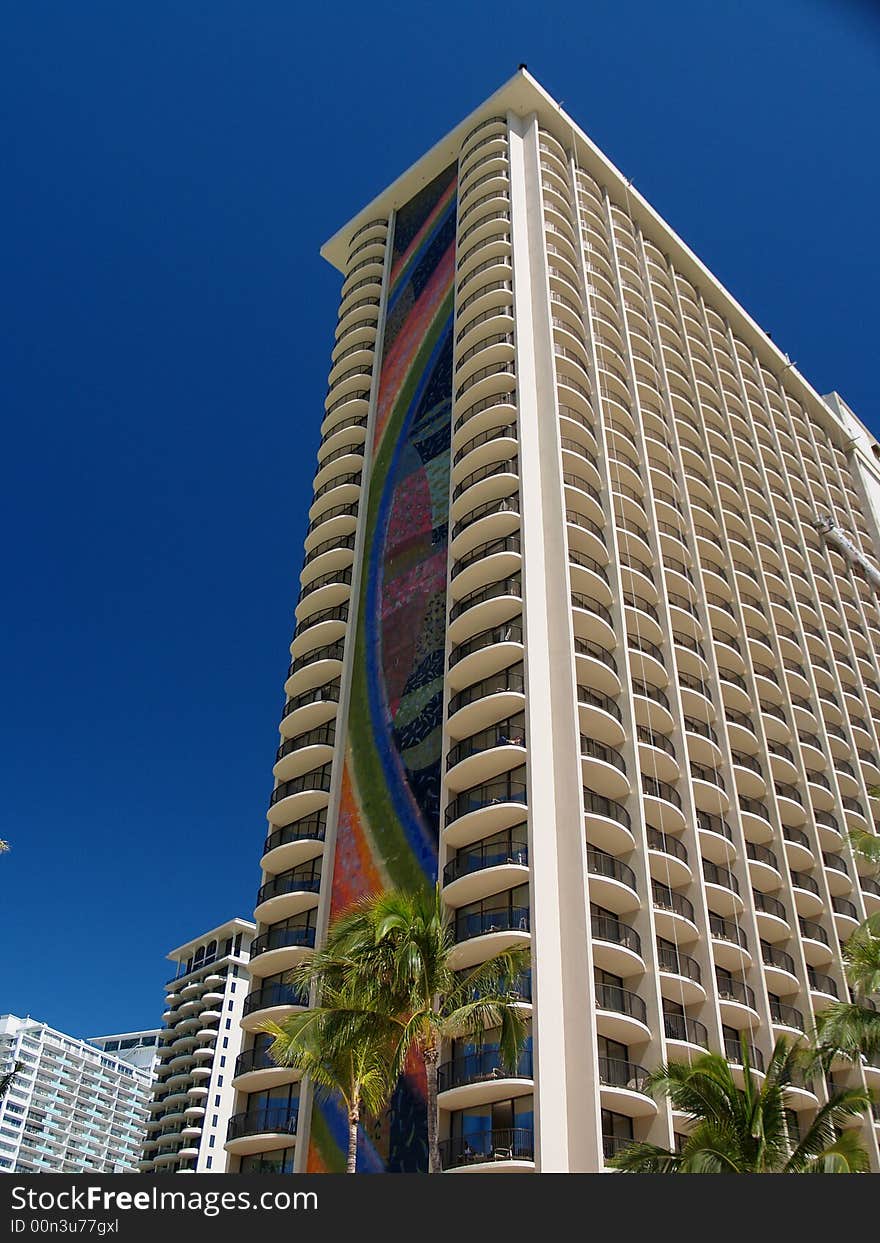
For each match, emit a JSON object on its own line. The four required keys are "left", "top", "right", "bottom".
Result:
{"left": 508, "top": 109, "right": 600, "bottom": 1172}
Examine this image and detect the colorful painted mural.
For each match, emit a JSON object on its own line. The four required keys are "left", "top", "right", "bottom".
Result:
{"left": 307, "top": 163, "right": 458, "bottom": 1173}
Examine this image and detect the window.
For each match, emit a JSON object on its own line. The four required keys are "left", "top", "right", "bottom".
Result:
{"left": 206, "top": 1156, "right": 212, "bottom": 1169}
{"left": 222, "top": 1038, "right": 228, "bottom": 1050}
{"left": 209, "top": 1136, "right": 215, "bottom": 1148}
{"left": 219, "top": 1057, "right": 226, "bottom": 1068}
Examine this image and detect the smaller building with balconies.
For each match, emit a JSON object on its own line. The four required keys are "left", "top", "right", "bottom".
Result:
{"left": 139, "top": 917, "right": 255, "bottom": 1175}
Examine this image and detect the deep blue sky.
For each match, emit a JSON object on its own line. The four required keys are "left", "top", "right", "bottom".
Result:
{"left": 2, "top": 1, "right": 878, "bottom": 1040}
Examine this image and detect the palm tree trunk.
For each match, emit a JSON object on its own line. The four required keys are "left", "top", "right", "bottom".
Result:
{"left": 424, "top": 1040, "right": 441, "bottom": 1174}
{"left": 346, "top": 1084, "right": 360, "bottom": 1174}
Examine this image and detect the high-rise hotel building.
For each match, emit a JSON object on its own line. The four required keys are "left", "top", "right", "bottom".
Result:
{"left": 228, "top": 70, "right": 880, "bottom": 1174}
{"left": 140, "top": 918, "right": 254, "bottom": 1174}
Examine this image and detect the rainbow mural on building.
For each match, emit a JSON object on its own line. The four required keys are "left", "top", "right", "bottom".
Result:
{"left": 307, "top": 164, "right": 458, "bottom": 1172}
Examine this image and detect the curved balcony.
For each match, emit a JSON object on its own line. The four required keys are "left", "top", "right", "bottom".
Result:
{"left": 737, "top": 795, "right": 774, "bottom": 845}
{"left": 577, "top": 685, "right": 625, "bottom": 748}
{"left": 724, "top": 1035, "right": 765, "bottom": 1075}
{"left": 807, "top": 968, "right": 839, "bottom": 1003}
{"left": 278, "top": 678, "right": 340, "bottom": 740}
{"left": 573, "top": 634, "right": 620, "bottom": 699}
{"left": 451, "top": 534, "right": 522, "bottom": 604}
{"left": 761, "top": 940, "right": 799, "bottom": 993}
{"left": 450, "top": 902, "right": 530, "bottom": 970}
{"left": 664, "top": 1011, "right": 709, "bottom": 1057}
{"left": 444, "top": 758, "right": 528, "bottom": 845}
{"left": 798, "top": 917, "right": 832, "bottom": 966}
{"left": 232, "top": 1045, "right": 301, "bottom": 1093}
{"left": 440, "top": 1127, "right": 534, "bottom": 1173}
{"left": 571, "top": 588, "right": 616, "bottom": 651}
{"left": 832, "top": 895, "right": 860, "bottom": 935}
{"left": 267, "top": 764, "right": 332, "bottom": 828}
{"left": 656, "top": 941, "right": 705, "bottom": 1005}
{"left": 261, "top": 812, "right": 326, "bottom": 874}
{"left": 437, "top": 1045, "right": 533, "bottom": 1111}
{"left": 752, "top": 888, "right": 790, "bottom": 941}
{"left": 580, "top": 736, "right": 629, "bottom": 800}
{"left": 225, "top": 1105, "right": 299, "bottom": 1157}
{"left": 450, "top": 456, "right": 519, "bottom": 524}
{"left": 587, "top": 846, "right": 639, "bottom": 914}
{"left": 641, "top": 774, "right": 685, "bottom": 834}
{"left": 594, "top": 982, "right": 651, "bottom": 1044}
{"left": 709, "top": 914, "right": 751, "bottom": 971}
{"left": 249, "top": 924, "right": 317, "bottom": 979}
{"left": 647, "top": 819, "right": 692, "bottom": 889}
{"left": 442, "top": 830, "right": 529, "bottom": 907}
{"left": 702, "top": 858, "right": 743, "bottom": 916}
{"left": 591, "top": 911, "right": 643, "bottom": 976}
{"left": 637, "top": 725, "right": 679, "bottom": 784}
{"left": 598, "top": 1056, "right": 656, "bottom": 1118}
{"left": 448, "top": 575, "right": 522, "bottom": 646}
{"left": 689, "top": 760, "right": 730, "bottom": 816}
{"left": 254, "top": 862, "right": 322, "bottom": 923}
{"left": 446, "top": 714, "right": 526, "bottom": 791}
{"left": 584, "top": 788, "right": 633, "bottom": 855}
{"left": 447, "top": 664, "right": 525, "bottom": 737}
{"left": 781, "top": 824, "right": 813, "bottom": 871}
{"left": 273, "top": 721, "right": 336, "bottom": 785}
{"left": 746, "top": 841, "right": 781, "bottom": 889}
{"left": 813, "top": 810, "right": 843, "bottom": 852}
{"left": 716, "top": 974, "right": 760, "bottom": 1028}
{"left": 769, "top": 997, "right": 805, "bottom": 1035}
{"left": 240, "top": 981, "right": 308, "bottom": 1037}
{"left": 450, "top": 495, "right": 519, "bottom": 562}
{"left": 790, "top": 870, "right": 823, "bottom": 917}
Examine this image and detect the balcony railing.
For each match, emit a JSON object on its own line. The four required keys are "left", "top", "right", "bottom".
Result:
{"left": 453, "top": 905, "right": 530, "bottom": 943}
{"left": 652, "top": 881, "right": 695, "bottom": 922}
{"left": 723, "top": 1037, "right": 765, "bottom": 1073}
{"left": 597, "top": 1057, "right": 650, "bottom": 1093}
{"left": 437, "top": 1045, "right": 533, "bottom": 1093}
{"left": 242, "top": 981, "right": 308, "bottom": 1018}
{"left": 595, "top": 983, "right": 647, "bottom": 1025}
{"left": 663, "top": 1012, "right": 708, "bottom": 1047}
{"left": 251, "top": 925, "right": 317, "bottom": 958}
{"left": 769, "top": 999, "right": 804, "bottom": 1031}
{"left": 445, "top": 773, "right": 528, "bottom": 826}
{"left": 591, "top": 912, "right": 641, "bottom": 955}
{"left": 439, "top": 1128, "right": 534, "bottom": 1169}
{"left": 656, "top": 943, "right": 701, "bottom": 983}
{"left": 227, "top": 1106, "right": 298, "bottom": 1143}
{"left": 443, "top": 834, "right": 528, "bottom": 885}
{"left": 762, "top": 942, "right": 796, "bottom": 975}
{"left": 716, "top": 974, "right": 756, "bottom": 1009}
{"left": 709, "top": 915, "right": 748, "bottom": 950}
{"left": 587, "top": 848, "right": 637, "bottom": 892}
{"left": 262, "top": 814, "right": 327, "bottom": 858}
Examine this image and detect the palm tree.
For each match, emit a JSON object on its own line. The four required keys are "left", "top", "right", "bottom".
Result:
{"left": 0, "top": 1062, "right": 20, "bottom": 1100}
{"left": 609, "top": 1037, "right": 870, "bottom": 1173}
{"left": 262, "top": 997, "right": 398, "bottom": 1173}
{"left": 290, "top": 885, "right": 530, "bottom": 1173}
{"left": 812, "top": 827, "right": 880, "bottom": 1064}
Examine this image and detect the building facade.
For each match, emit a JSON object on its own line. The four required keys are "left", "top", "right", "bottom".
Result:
{"left": 139, "top": 918, "right": 254, "bottom": 1174}
{"left": 90, "top": 1030, "right": 162, "bottom": 1077}
{"left": 0, "top": 1015, "right": 152, "bottom": 1173}
{"left": 230, "top": 70, "right": 880, "bottom": 1173}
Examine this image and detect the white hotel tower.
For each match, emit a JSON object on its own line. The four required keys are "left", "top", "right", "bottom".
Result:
{"left": 140, "top": 918, "right": 254, "bottom": 1174}
{"left": 230, "top": 69, "right": 880, "bottom": 1174}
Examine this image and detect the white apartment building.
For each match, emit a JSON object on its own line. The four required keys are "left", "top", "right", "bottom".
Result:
{"left": 140, "top": 918, "right": 254, "bottom": 1174}
{"left": 0, "top": 1014, "right": 152, "bottom": 1173}
{"left": 90, "top": 1030, "right": 162, "bottom": 1076}
{"left": 230, "top": 69, "right": 880, "bottom": 1172}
